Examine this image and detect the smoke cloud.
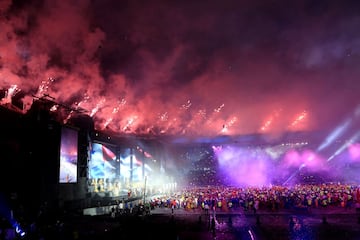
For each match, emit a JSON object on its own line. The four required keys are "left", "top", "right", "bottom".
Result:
{"left": 1, "top": 0, "right": 360, "bottom": 139}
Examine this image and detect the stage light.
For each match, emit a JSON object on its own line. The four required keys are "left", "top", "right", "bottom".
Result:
{"left": 317, "top": 118, "right": 351, "bottom": 151}
{"left": 327, "top": 131, "right": 360, "bottom": 162}
{"left": 15, "top": 223, "right": 26, "bottom": 238}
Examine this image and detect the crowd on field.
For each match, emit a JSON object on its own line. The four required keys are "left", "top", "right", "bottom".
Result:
{"left": 150, "top": 183, "right": 360, "bottom": 213}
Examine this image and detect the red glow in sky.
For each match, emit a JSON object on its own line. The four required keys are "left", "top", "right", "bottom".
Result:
{"left": 1, "top": 0, "right": 360, "bottom": 138}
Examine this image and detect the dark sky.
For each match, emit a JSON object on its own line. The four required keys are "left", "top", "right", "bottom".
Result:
{"left": 1, "top": 0, "right": 360, "bottom": 138}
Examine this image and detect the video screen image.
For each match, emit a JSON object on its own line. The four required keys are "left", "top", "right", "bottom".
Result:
{"left": 88, "top": 143, "right": 154, "bottom": 195}
{"left": 59, "top": 127, "right": 78, "bottom": 183}
{"left": 89, "top": 142, "right": 117, "bottom": 179}
{"left": 120, "top": 148, "right": 153, "bottom": 183}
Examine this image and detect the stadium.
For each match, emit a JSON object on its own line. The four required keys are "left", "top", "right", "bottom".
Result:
{"left": 1, "top": 97, "right": 360, "bottom": 239}
{"left": 1, "top": 0, "right": 360, "bottom": 238}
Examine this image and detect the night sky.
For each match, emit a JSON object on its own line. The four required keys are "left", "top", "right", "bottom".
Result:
{"left": 1, "top": 0, "right": 360, "bottom": 139}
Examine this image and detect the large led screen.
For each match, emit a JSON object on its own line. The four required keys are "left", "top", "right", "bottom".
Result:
{"left": 119, "top": 148, "right": 153, "bottom": 183}
{"left": 59, "top": 126, "right": 78, "bottom": 183}
{"left": 89, "top": 142, "right": 117, "bottom": 179}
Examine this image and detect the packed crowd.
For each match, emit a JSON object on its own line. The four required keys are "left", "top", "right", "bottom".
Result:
{"left": 150, "top": 183, "right": 360, "bottom": 213}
